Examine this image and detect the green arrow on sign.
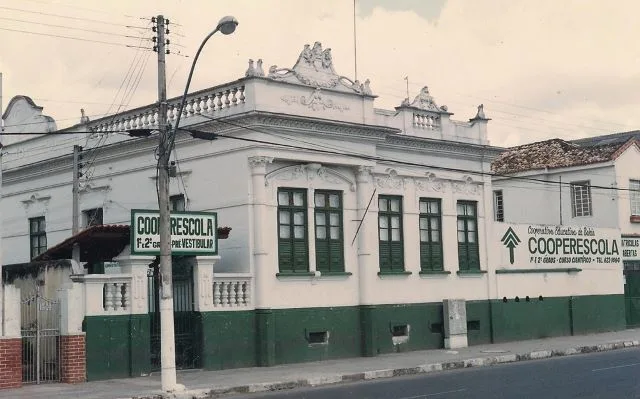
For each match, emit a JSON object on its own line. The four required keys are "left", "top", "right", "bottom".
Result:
{"left": 500, "top": 227, "right": 521, "bottom": 265}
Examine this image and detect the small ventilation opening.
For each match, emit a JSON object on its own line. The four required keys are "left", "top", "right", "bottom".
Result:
{"left": 392, "top": 325, "right": 409, "bottom": 337}
{"left": 307, "top": 331, "right": 328, "bottom": 344}
{"left": 430, "top": 323, "right": 443, "bottom": 334}
{"left": 467, "top": 320, "right": 480, "bottom": 331}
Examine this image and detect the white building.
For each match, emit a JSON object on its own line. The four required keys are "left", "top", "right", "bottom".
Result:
{"left": 492, "top": 133, "right": 640, "bottom": 329}
{"left": 0, "top": 42, "right": 626, "bottom": 382}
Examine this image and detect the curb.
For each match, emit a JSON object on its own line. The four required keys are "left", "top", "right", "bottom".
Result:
{"left": 130, "top": 340, "right": 640, "bottom": 399}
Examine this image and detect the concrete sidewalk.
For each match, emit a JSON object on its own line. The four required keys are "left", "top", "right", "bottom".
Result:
{"left": 2, "top": 329, "right": 640, "bottom": 399}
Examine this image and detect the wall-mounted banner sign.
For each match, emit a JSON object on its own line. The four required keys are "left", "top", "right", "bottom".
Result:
{"left": 497, "top": 224, "right": 622, "bottom": 268}
{"left": 621, "top": 235, "right": 640, "bottom": 262}
{"left": 130, "top": 209, "right": 218, "bottom": 256}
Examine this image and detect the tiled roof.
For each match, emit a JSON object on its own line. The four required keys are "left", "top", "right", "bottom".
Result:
{"left": 33, "top": 224, "right": 131, "bottom": 263}
{"left": 570, "top": 130, "right": 640, "bottom": 147}
{"left": 491, "top": 138, "right": 630, "bottom": 175}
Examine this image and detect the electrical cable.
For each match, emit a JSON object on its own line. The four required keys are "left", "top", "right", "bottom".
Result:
{"left": 0, "top": 16, "right": 150, "bottom": 39}
{"left": 0, "top": 27, "right": 153, "bottom": 48}
{"left": 0, "top": 5, "right": 147, "bottom": 28}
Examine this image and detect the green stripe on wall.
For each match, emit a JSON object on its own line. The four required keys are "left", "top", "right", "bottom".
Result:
{"left": 83, "top": 294, "right": 626, "bottom": 379}
{"left": 84, "top": 314, "right": 151, "bottom": 381}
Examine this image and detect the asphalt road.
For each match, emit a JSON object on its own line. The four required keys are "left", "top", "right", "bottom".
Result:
{"left": 227, "top": 348, "right": 640, "bottom": 399}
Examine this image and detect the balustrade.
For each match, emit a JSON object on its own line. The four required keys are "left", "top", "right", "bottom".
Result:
{"left": 212, "top": 275, "right": 251, "bottom": 309}
{"left": 89, "top": 83, "right": 247, "bottom": 133}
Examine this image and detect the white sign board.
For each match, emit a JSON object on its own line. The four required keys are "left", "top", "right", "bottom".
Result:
{"left": 131, "top": 210, "right": 217, "bottom": 255}
{"left": 497, "top": 224, "right": 622, "bottom": 269}
{"left": 621, "top": 235, "right": 640, "bottom": 262}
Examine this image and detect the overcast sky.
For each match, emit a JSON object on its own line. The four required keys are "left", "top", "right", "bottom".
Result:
{"left": 0, "top": 0, "right": 638, "bottom": 147}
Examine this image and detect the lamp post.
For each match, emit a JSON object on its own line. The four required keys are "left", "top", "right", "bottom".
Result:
{"left": 155, "top": 15, "right": 238, "bottom": 392}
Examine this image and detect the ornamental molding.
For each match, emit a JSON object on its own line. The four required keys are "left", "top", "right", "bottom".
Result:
{"left": 248, "top": 156, "right": 275, "bottom": 169}
{"left": 79, "top": 183, "right": 112, "bottom": 194}
{"left": 281, "top": 88, "right": 350, "bottom": 112}
{"left": 383, "top": 135, "right": 502, "bottom": 159}
{"left": 265, "top": 163, "right": 356, "bottom": 191}
{"left": 21, "top": 193, "right": 51, "bottom": 212}
{"left": 249, "top": 41, "right": 373, "bottom": 95}
{"left": 374, "top": 168, "right": 405, "bottom": 190}
{"left": 199, "top": 113, "right": 398, "bottom": 139}
{"left": 414, "top": 172, "right": 447, "bottom": 193}
{"left": 451, "top": 175, "right": 481, "bottom": 196}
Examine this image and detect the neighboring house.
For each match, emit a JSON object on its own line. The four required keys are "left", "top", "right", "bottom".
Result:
{"left": 491, "top": 132, "right": 640, "bottom": 328}
{"left": 0, "top": 41, "right": 625, "bottom": 383}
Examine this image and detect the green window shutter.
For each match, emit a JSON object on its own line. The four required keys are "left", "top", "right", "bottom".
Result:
{"left": 419, "top": 199, "right": 443, "bottom": 271}
{"left": 468, "top": 243, "right": 480, "bottom": 270}
{"left": 277, "top": 188, "right": 309, "bottom": 273}
{"left": 315, "top": 239, "right": 329, "bottom": 272}
{"left": 379, "top": 195, "right": 404, "bottom": 272}
{"left": 379, "top": 241, "right": 391, "bottom": 271}
{"left": 329, "top": 241, "right": 343, "bottom": 271}
{"left": 432, "top": 244, "right": 443, "bottom": 270}
{"left": 456, "top": 201, "right": 479, "bottom": 271}
{"left": 458, "top": 243, "right": 469, "bottom": 271}
{"left": 279, "top": 241, "right": 292, "bottom": 271}
{"left": 314, "top": 191, "right": 344, "bottom": 273}
{"left": 390, "top": 242, "right": 404, "bottom": 270}
{"left": 293, "top": 240, "right": 309, "bottom": 272}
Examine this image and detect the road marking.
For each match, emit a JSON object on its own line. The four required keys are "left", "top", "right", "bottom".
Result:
{"left": 592, "top": 362, "right": 640, "bottom": 372}
{"left": 397, "top": 388, "right": 467, "bottom": 399}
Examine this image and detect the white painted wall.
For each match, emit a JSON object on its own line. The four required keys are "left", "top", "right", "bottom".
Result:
{"left": 614, "top": 145, "right": 640, "bottom": 236}
{"left": 493, "top": 164, "right": 618, "bottom": 228}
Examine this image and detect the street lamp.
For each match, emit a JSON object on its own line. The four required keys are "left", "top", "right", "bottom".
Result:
{"left": 155, "top": 15, "right": 238, "bottom": 392}
{"left": 173, "top": 16, "right": 239, "bottom": 134}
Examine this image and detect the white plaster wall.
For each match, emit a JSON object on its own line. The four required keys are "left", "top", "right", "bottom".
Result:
{"left": 493, "top": 165, "right": 618, "bottom": 228}
{"left": 495, "top": 269, "right": 623, "bottom": 299}
{"left": 259, "top": 163, "right": 360, "bottom": 308}
{"left": 614, "top": 145, "right": 640, "bottom": 236}
{"left": 1, "top": 134, "right": 255, "bottom": 269}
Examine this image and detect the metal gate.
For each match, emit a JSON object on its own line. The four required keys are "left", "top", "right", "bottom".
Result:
{"left": 624, "top": 266, "right": 640, "bottom": 328}
{"left": 148, "top": 258, "right": 200, "bottom": 371}
{"left": 20, "top": 286, "right": 61, "bottom": 384}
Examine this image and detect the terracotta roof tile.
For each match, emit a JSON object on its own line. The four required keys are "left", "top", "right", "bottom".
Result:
{"left": 491, "top": 138, "right": 625, "bottom": 175}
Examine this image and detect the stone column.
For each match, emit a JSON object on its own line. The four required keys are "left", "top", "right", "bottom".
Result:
{"left": 355, "top": 166, "right": 377, "bottom": 357}
{"left": 193, "top": 256, "right": 221, "bottom": 312}
{"left": 114, "top": 252, "right": 154, "bottom": 376}
{"left": 59, "top": 283, "right": 86, "bottom": 383}
{"left": 248, "top": 155, "right": 275, "bottom": 366}
{"left": 0, "top": 285, "right": 22, "bottom": 389}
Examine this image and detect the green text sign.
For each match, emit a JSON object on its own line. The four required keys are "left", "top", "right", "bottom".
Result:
{"left": 130, "top": 209, "right": 218, "bottom": 255}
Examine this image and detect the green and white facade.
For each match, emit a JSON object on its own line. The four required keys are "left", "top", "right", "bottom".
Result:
{"left": 0, "top": 42, "right": 628, "bottom": 382}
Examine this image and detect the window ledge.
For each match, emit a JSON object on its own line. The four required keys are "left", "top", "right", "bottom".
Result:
{"left": 631, "top": 215, "right": 640, "bottom": 223}
{"left": 276, "top": 271, "right": 316, "bottom": 278}
{"left": 377, "top": 270, "right": 412, "bottom": 277}
{"left": 496, "top": 268, "right": 582, "bottom": 274}
{"left": 456, "top": 270, "right": 487, "bottom": 277}
{"left": 318, "top": 271, "right": 352, "bottom": 277}
{"left": 419, "top": 270, "right": 451, "bottom": 276}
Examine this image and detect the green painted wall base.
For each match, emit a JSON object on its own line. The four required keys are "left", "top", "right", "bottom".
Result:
{"left": 83, "top": 294, "right": 626, "bottom": 379}
{"left": 199, "top": 311, "right": 257, "bottom": 370}
{"left": 84, "top": 314, "right": 150, "bottom": 381}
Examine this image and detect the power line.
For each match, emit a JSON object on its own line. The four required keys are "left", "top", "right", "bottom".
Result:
{"left": 20, "top": 0, "right": 141, "bottom": 20}
{"left": 0, "top": 27, "right": 153, "bottom": 49}
{"left": 188, "top": 114, "right": 640, "bottom": 194}
{"left": 0, "top": 5, "right": 147, "bottom": 28}
{"left": 8, "top": 120, "right": 640, "bottom": 195}
{"left": 0, "top": 16, "right": 148, "bottom": 39}
{"left": 396, "top": 78, "right": 633, "bottom": 131}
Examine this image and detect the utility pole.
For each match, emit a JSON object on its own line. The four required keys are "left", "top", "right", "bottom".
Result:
{"left": 72, "top": 145, "right": 82, "bottom": 263}
{"left": 154, "top": 15, "right": 179, "bottom": 392}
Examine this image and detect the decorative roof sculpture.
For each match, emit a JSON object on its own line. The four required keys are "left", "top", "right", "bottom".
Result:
{"left": 244, "top": 41, "right": 373, "bottom": 95}
{"left": 399, "top": 86, "right": 449, "bottom": 113}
